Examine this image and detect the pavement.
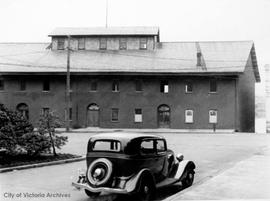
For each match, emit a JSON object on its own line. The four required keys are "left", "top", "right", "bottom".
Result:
{"left": 165, "top": 146, "right": 270, "bottom": 200}
{"left": 0, "top": 130, "right": 270, "bottom": 201}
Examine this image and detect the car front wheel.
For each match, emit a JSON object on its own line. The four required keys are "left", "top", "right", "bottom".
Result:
{"left": 182, "top": 169, "right": 194, "bottom": 188}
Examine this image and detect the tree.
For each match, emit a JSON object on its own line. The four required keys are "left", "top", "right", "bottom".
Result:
{"left": 37, "top": 111, "right": 68, "bottom": 156}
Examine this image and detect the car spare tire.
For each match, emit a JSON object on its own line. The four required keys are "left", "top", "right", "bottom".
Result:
{"left": 87, "top": 158, "right": 113, "bottom": 187}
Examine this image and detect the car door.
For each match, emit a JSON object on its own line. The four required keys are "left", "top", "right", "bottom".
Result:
{"left": 140, "top": 138, "right": 166, "bottom": 182}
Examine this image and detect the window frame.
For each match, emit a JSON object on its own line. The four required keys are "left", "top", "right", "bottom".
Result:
{"left": 112, "top": 80, "right": 120, "bottom": 92}
{"left": 140, "top": 139, "right": 155, "bottom": 155}
{"left": 135, "top": 79, "right": 143, "bottom": 92}
{"left": 111, "top": 108, "right": 119, "bottom": 122}
{"left": 209, "top": 109, "right": 218, "bottom": 124}
{"left": 156, "top": 139, "right": 166, "bottom": 153}
{"left": 78, "top": 38, "right": 85, "bottom": 50}
{"left": 185, "top": 109, "right": 194, "bottom": 124}
{"left": 119, "top": 38, "right": 127, "bottom": 50}
{"left": 139, "top": 38, "right": 147, "bottom": 50}
{"left": 134, "top": 108, "right": 142, "bottom": 123}
{"left": 42, "top": 80, "right": 50, "bottom": 92}
{"left": 185, "top": 82, "right": 193, "bottom": 93}
{"left": 99, "top": 38, "right": 107, "bottom": 50}
{"left": 209, "top": 79, "right": 217, "bottom": 93}
{"left": 90, "top": 80, "right": 98, "bottom": 92}
{"left": 160, "top": 80, "right": 169, "bottom": 93}
{"left": 57, "top": 38, "right": 65, "bottom": 50}
{"left": 92, "top": 140, "right": 121, "bottom": 152}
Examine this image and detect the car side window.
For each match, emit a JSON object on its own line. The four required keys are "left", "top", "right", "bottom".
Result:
{"left": 140, "top": 140, "right": 155, "bottom": 155}
{"left": 156, "top": 140, "right": 166, "bottom": 152}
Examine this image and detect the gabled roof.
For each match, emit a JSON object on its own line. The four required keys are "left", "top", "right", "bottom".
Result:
{"left": 0, "top": 41, "right": 260, "bottom": 82}
{"left": 49, "top": 26, "right": 159, "bottom": 36}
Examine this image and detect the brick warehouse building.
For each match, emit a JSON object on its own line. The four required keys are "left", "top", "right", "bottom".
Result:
{"left": 0, "top": 27, "right": 260, "bottom": 132}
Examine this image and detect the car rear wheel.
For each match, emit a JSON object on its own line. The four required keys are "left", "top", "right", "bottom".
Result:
{"left": 138, "top": 179, "right": 154, "bottom": 201}
{"left": 182, "top": 169, "right": 194, "bottom": 188}
{"left": 84, "top": 189, "right": 100, "bottom": 198}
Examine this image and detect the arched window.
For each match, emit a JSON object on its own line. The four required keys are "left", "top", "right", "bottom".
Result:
{"left": 16, "top": 103, "right": 29, "bottom": 120}
{"left": 87, "top": 103, "right": 99, "bottom": 111}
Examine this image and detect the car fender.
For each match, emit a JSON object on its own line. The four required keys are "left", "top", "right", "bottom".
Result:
{"left": 125, "top": 168, "right": 155, "bottom": 193}
{"left": 175, "top": 160, "right": 196, "bottom": 180}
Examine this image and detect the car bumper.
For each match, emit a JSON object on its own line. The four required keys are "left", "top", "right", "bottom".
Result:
{"left": 72, "top": 182, "right": 128, "bottom": 194}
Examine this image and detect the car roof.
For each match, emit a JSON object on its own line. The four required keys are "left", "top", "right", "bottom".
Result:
{"left": 90, "top": 132, "right": 164, "bottom": 142}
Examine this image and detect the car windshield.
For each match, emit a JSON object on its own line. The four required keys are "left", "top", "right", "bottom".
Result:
{"left": 92, "top": 140, "right": 121, "bottom": 152}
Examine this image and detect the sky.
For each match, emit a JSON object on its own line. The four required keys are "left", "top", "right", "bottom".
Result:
{"left": 0, "top": 0, "right": 269, "bottom": 94}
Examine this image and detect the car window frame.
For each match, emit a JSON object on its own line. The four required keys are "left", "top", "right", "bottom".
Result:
{"left": 139, "top": 138, "right": 167, "bottom": 156}
{"left": 92, "top": 139, "right": 122, "bottom": 152}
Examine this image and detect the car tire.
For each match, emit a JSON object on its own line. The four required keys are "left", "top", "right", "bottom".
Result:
{"left": 182, "top": 169, "right": 194, "bottom": 188}
{"left": 87, "top": 158, "right": 113, "bottom": 187}
{"left": 137, "top": 179, "right": 155, "bottom": 201}
{"left": 84, "top": 189, "right": 100, "bottom": 198}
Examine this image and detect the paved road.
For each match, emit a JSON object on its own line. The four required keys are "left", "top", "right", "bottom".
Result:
{"left": 0, "top": 132, "right": 269, "bottom": 201}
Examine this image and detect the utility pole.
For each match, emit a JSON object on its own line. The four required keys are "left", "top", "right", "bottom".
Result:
{"left": 66, "top": 35, "right": 71, "bottom": 132}
{"left": 106, "top": 0, "right": 108, "bottom": 28}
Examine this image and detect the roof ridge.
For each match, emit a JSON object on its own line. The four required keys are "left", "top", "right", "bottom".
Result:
{"left": 160, "top": 40, "right": 254, "bottom": 43}
{"left": 0, "top": 42, "right": 50, "bottom": 44}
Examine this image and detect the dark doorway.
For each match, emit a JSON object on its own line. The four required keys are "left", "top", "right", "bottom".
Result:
{"left": 158, "top": 105, "right": 170, "bottom": 128}
{"left": 87, "top": 103, "right": 100, "bottom": 127}
{"left": 16, "top": 103, "right": 29, "bottom": 120}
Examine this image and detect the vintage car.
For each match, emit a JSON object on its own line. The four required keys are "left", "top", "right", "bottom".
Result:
{"left": 72, "top": 133, "right": 196, "bottom": 201}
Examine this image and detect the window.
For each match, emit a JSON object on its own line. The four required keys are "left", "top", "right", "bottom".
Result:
{"left": 112, "top": 80, "right": 119, "bottom": 92}
{"left": 93, "top": 140, "right": 121, "bottom": 152}
{"left": 134, "top": 109, "right": 142, "bottom": 123}
{"left": 210, "top": 79, "right": 217, "bottom": 93}
{"left": 99, "top": 38, "right": 107, "bottom": 50}
{"left": 156, "top": 140, "right": 166, "bottom": 152}
{"left": 90, "top": 81, "right": 97, "bottom": 91}
{"left": 160, "top": 80, "right": 169, "bottom": 93}
{"left": 57, "top": 38, "right": 65, "bottom": 50}
{"left": 119, "top": 38, "right": 127, "bottom": 50}
{"left": 111, "top": 108, "right": 119, "bottom": 122}
{"left": 135, "top": 80, "right": 143, "bottom": 92}
{"left": 69, "top": 108, "right": 72, "bottom": 120}
{"left": 140, "top": 140, "right": 155, "bottom": 154}
{"left": 185, "top": 82, "right": 193, "bottom": 93}
{"left": 43, "top": 80, "right": 50, "bottom": 91}
{"left": 42, "top": 107, "right": 50, "bottom": 116}
{"left": 19, "top": 80, "right": 26, "bottom": 91}
{"left": 209, "top": 110, "right": 217, "bottom": 123}
{"left": 140, "top": 38, "right": 147, "bottom": 49}
{"left": 0, "top": 80, "right": 4, "bottom": 91}
{"left": 78, "top": 38, "right": 85, "bottom": 50}
{"left": 17, "top": 103, "right": 29, "bottom": 120}
{"left": 185, "top": 110, "right": 194, "bottom": 123}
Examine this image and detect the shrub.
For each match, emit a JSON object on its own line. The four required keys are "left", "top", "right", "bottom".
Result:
{"left": 0, "top": 104, "right": 35, "bottom": 155}
{"left": 37, "top": 111, "right": 68, "bottom": 156}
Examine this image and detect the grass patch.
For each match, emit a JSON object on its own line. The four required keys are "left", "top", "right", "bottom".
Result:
{"left": 0, "top": 153, "right": 81, "bottom": 169}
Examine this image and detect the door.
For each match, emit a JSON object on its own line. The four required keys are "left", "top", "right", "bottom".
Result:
{"left": 158, "top": 105, "right": 170, "bottom": 128}
{"left": 87, "top": 104, "right": 99, "bottom": 127}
